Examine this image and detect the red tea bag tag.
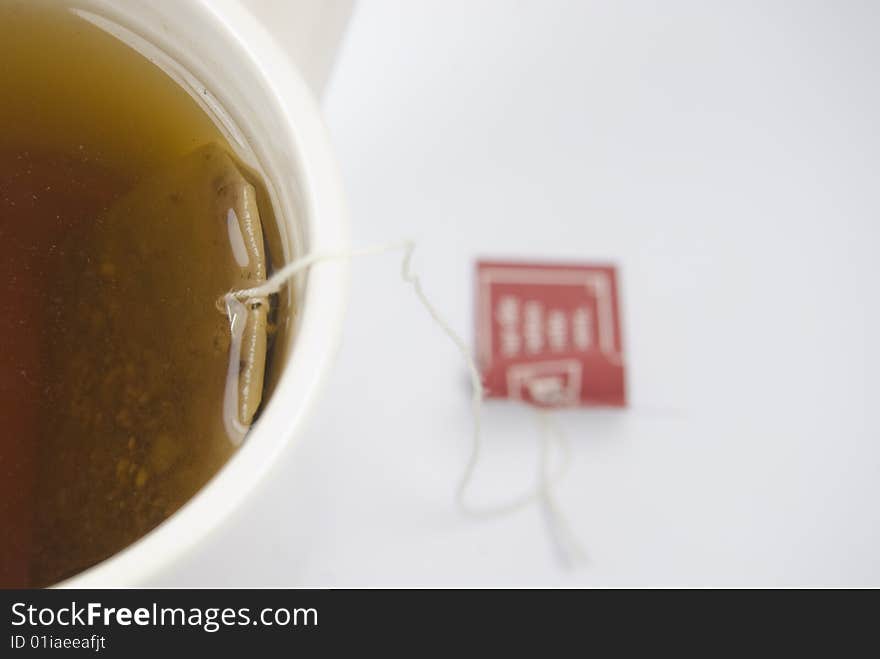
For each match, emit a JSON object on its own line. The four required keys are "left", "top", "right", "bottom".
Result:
{"left": 476, "top": 260, "right": 626, "bottom": 408}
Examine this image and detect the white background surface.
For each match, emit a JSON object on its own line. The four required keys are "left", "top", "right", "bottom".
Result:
{"left": 156, "top": 0, "right": 880, "bottom": 586}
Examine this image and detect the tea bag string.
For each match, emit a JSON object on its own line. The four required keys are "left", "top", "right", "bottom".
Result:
{"left": 224, "top": 241, "right": 585, "bottom": 567}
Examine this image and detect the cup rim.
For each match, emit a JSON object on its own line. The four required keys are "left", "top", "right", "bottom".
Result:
{"left": 58, "top": 0, "right": 349, "bottom": 587}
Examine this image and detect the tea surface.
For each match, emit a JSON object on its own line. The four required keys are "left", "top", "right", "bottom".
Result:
{"left": 0, "top": 2, "right": 270, "bottom": 586}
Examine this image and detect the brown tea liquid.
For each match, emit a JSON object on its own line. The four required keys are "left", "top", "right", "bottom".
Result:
{"left": 0, "top": 2, "right": 271, "bottom": 586}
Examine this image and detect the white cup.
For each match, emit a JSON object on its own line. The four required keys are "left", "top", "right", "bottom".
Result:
{"left": 59, "top": 0, "right": 350, "bottom": 586}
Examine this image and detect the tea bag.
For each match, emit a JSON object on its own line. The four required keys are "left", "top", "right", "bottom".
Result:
{"left": 95, "top": 143, "right": 268, "bottom": 430}
{"left": 33, "top": 143, "right": 269, "bottom": 585}
{"left": 101, "top": 142, "right": 269, "bottom": 429}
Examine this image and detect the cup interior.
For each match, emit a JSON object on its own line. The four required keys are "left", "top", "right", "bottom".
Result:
{"left": 55, "top": 0, "right": 349, "bottom": 586}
